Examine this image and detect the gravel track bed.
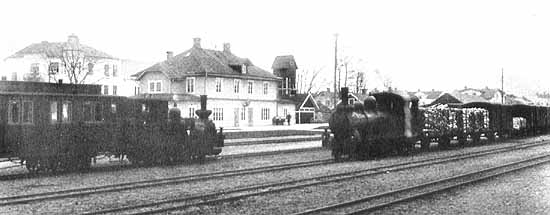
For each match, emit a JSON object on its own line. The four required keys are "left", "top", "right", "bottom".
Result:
{"left": 373, "top": 161, "right": 550, "bottom": 215}
{"left": 181, "top": 141, "right": 550, "bottom": 214}
{"left": 0, "top": 149, "right": 332, "bottom": 197}
{"left": 1, "top": 135, "right": 547, "bottom": 214}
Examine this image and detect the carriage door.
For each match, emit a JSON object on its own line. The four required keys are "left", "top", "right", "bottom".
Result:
{"left": 248, "top": 107, "right": 253, "bottom": 126}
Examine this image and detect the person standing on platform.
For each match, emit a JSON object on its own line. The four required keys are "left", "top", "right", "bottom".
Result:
{"left": 286, "top": 114, "right": 292, "bottom": 125}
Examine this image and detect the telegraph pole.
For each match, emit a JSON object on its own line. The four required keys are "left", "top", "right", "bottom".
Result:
{"left": 334, "top": 34, "right": 338, "bottom": 108}
{"left": 501, "top": 68, "right": 504, "bottom": 104}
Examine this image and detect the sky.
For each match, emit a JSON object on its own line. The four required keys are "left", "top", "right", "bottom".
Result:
{"left": 1, "top": 0, "right": 549, "bottom": 97}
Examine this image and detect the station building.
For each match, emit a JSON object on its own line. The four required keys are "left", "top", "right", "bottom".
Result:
{"left": 133, "top": 38, "right": 296, "bottom": 128}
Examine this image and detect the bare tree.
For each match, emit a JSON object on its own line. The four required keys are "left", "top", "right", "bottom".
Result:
{"left": 299, "top": 67, "right": 324, "bottom": 93}
{"left": 60, "top": 44, "right": 97, "bottom": 84}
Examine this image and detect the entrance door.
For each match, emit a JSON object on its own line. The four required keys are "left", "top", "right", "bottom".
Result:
{"left": 248, "top": 107, "right": 253, "bottom": 126}
{"left": 234, "top": 108, "right": 239, "bottom": 127}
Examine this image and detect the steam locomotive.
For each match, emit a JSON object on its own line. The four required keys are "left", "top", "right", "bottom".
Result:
{"left": 326, "top": 87, "right": 550, "bottom": 160}
{"left": 0, "top": 81, "right": 224, "bottom": 172}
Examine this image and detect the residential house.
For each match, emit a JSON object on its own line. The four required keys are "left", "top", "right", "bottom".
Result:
{"left": 429, "top": 92, "right": 488, "bottom": 106}
{"left": 411, "top": 89, "right": 443, "bottom": 106}
{"left": 133, "top": 38, "right": 295, "bottom": 127}
{"left": 2, "top": 35, "right": 130, "bottom": 96}
{"left": 458, "top": 87, "right": 505, "bottom": 104}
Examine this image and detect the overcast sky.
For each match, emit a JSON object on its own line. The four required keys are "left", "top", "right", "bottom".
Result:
{"left": 1, "top": 0, "right": 549, "bottom": 96}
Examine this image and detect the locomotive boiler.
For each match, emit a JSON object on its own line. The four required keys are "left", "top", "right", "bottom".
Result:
{"left": 328, "top": 87, "right": 419, "bottom": 160}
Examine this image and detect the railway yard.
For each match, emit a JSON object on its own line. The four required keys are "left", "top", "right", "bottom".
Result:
{"left": 1, "top": 132, "right": 550, "bottom": 215}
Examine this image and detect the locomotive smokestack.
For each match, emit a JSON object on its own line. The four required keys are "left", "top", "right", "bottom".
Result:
{"left": 200, "top": 95, "right": 207, "bottom": 110}
{"left": 195, "top": 95, "right": 212, "bottom": 119}
{"left": 340, "top": 87, "right": 349, "bottom": 104}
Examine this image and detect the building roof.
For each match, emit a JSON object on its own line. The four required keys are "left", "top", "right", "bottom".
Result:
{"left": 272, "top": 55, "right": 298, "bottom": 70}
{"left": 480, "top": 88, "right": 503, "bottom": 100}
{"left": 134, "top": 39, "right": 279, "bottom": 81}
{"left": 7, "top": 37, "right": 115, "bottom": 60}
{"left": 428, "top": 91, "right": 488, "bottom": 106}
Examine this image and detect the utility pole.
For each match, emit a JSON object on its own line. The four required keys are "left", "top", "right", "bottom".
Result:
{"left": 344, "top": 62, "right": 348, "bottom": 88}
{"left": 501, "top": 68, "right": 505, "bottom": 104}
{"left": 334, "top": 34, "right": 338, "bottom": 108}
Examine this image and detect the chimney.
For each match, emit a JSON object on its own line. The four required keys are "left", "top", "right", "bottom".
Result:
{"left": 166, "top": 51, "right": 173, "bottom": 60}
{"left": 67, "top": 34, "right": 79, "bottom": 45}
{"left": 193, "top": 38, "right": 201, "bottom": 48}
{"left": 223, "top": 43, "right": 231, "bottom": 53}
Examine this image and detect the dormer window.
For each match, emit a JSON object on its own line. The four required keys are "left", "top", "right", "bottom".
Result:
{"left": 241, "top": 64, "right": 247, "bottom": 74}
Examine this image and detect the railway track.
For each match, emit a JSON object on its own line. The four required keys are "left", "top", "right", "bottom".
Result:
{"left": 0, "top": 146, "right": 325, "bottom": 181}
{"left": 0, "top": 158, "right": 333, "bottom": 206}
{"left": 295, "top": 154, "right": 550, "bottom": 215}
{"left": 83, "top": 140, "right": 550, "bottom": 215}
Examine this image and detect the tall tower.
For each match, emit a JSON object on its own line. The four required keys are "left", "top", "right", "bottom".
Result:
{"left": 272, "top": 55, "right": 297, "bottom": 98}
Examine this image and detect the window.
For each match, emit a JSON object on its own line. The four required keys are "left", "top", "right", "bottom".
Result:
{"left": 111, "top": 104, "right": 117, "bottom": 114}
{"left": 263, "top": 82, "right": 269, "bottom": 95}
{"left": 103, "top": 85, "right": 109, "bottom": 95}
{"left": 8, "top": 101, "right": 20, "bottom": 124}
{"left": 30, "top": 63, "right": 39, "bottom": 74}
{"left": 261, "top": 108, "right": 270, "bottom": 121}
{"left": 247, "top": 81, "right": 253, "bottom": 94}
{"left": 135, "top": 86, "right": 141, "bottom": 95}
{"left": 112, "top": 65, "right": 118, "bottom": 77}
{"left": 22, "top": 101, "right": 33, "bottom": 124}
{"left": 141, "top": 104, "right": 149, "bottom": 113}
{"left": 189, "top": 107, "right": 195, "bottom": 118}
{"left": 112, "top": 85, "right": 118, "bottom": 95}
{"left": 62, "top": 102, "right": 72, "bottom": 122}
{"left": 104, "top": 64, "right": 110, "bottom": 77}
{"left": 240, "top": 107, "right": 246, "bottom": 120}
{"left": 49, "top": 62, "right": 60, "bottom": 74}
{"left": 83, "top": 102, "right": 103, "bottom": 122}
{"left": 149, "top": 81, "right": 162, "bottom": 93}
{"left": 234, "top": 79, "right": 240, "bottom": 93}
{"left": 51, "top": 102, "right": 58, "bottom": 122}
{"left": 87, "top": 63, "right": 94, "bottom": 74}
{"left": 215, "top": 78, "right": 222, "bottom": 92}
{"left": 186, "top": 77, "right": 195, "bottom": 93}
{"left": 11, "top": 72, "right": 17, "bottom": 81}
{"left": 213, "top": 108, "right": 224, "bottom": 121}
{"left": 1, "top": 76, "right": 6, "bottom": 81}
{"left": 241, "top": 64, "right": 247, "bottom": 74}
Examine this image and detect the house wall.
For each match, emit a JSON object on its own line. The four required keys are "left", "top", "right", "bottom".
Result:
{"left": 3, "top": 54, "right": 132, "bottom": 96}
{"left": 138, "top": 73, "right": 290, "bottom": 127}
{"left": 173, "top": 99, "right": 292, "bottom": 128}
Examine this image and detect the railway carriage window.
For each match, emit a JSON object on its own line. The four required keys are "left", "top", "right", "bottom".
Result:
{"left": 141, "top": 104, "right": 149, "bottom": 113}
{"left": 111, "top": 104, "right": 117, "bottom": 114}
{"left": 8, "top": 100, "right": 21, "bottom": 124}
{"left": 22, "top": 101, "right": 33, "bottom": 124}
{"left": 62, "top": 102, "right": 72, "bottom": 122}
{"left": 50, "top": 102, "right": 58, "bottom": 122}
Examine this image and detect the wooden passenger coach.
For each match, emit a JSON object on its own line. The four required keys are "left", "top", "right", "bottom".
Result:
{"left": 1, "top": 80, "right": 223, "bottom": 172}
